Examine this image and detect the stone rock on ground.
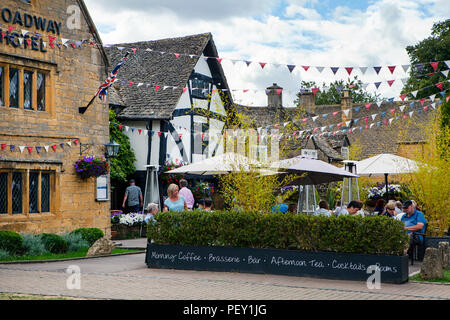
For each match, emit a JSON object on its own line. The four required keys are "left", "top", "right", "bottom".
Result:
{"left": 86, "top": 237, "right": 115, "bottom": 257}
{"left": 439, "top": 242, "right": 450, "bottom": 269}
{"left": 420, "top": 247, "right": 443, "bottom": 280}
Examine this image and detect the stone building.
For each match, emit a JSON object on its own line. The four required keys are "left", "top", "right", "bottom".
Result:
{"left": 0, "top": 0, "right": 111, "bottom": 236}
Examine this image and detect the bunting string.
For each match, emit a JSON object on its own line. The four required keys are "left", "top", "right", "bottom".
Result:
{"left": 0, "top": 139, "right": 80, "bottom": 155}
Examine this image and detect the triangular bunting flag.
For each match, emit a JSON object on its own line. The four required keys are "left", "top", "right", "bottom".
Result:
{"left": 409, "top": 111, "right": 414, "bottom": 118}
{"left": 44, "top": 146, "right": 49, "bottom": 153}
{"left": 331, "top": 67, "right": 339, "bottom": 75}
{"left": 435, "top": 82, "right": 443, "bottom": 90}
{"left": 371, "top": 114, "right": 377, "bottom": 121}
{"left": 416, "top": 64, "right": 424, "bottom": 73}
{"left": 36, "top": 146, "right": 42, "bottom": 154}
{"left": 51, "top": 145, "right": 57, "bottom": 152}
{"left": 359, "top": 66, "right": 368, "bottom": 74}
{"left": 430, "top": 94, "right": 436, "bottom": 102}
{"left": 374, "top": 82, "right": 382, "bottom": 89}
{"left": 430, "top": 62, "right": 439, "bottom": 71}
{"left": 315, "top": 66, "right": 324, "bottom": 73}
{"left": 373, "top": 66, "right": 382, "bottom": 74}
{"left": 287, "top": 65, "right": 296, "bottom": 73}
{"left": 411, "top": 90, "right": 418, "bottom": 98}
{"left": 343, "top": 109, "right": 350, "bottom": 117}
{"left": 365, "top": 103, "right": 371, "bottom": 110}
{"left": 388, "top": 66, "right": 396, "bottom": 74}
{"left": 441, "top": 70, "right": 449, "bottom": 78}
{"left": 19, "top": 146, "right": 26, "bottom": 153}
{"left": 400, "top": 93, "right": 407, "bottom": 101}
{"left": 444, "top": 60, "right": 450, "bottom": 69}
{"left": 345, "top": 67, "right": 353, "bottom": 75}
{"left": 312, "top": 88, "right": 319, "bottom": 96}
{"left": 301, "top": 66, "right": 310, "bottom": 72}
{"left": 259, "top": 62, "right": 267, "bottom": 69}
{"left": 402, "top": 65, "right": 410, "bottom": 73}
{"left": 400, "top": 105, "right": 406, "bottom": 112}
{"left": 387, "top": 80, "right": 394, "bottom": 87}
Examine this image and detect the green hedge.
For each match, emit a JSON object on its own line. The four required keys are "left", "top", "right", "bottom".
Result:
{"left": 0, "top": 230, "right": 23, "bottom": 255}
{"left": 40, "top": 233, "right": 67, "bottom": 254}
{"left": 147, "top": 210, "right": 410, "bottom": 256}
{"left": 70, "top": 228, "right": 104, "bottom": 246}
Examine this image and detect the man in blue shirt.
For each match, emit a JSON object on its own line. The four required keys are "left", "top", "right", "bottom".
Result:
{"left": 271, "top": 196, "right": 289, "bottom": 213}
{"left": 401, "top": 200, "right": 427, "bottom": 256}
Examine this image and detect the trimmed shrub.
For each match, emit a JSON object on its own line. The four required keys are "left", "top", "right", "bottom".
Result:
{"left": 61, "top": 232, "right": 90, "bottom": 252}
{"left": 70, "top": 228, "right": 104, "bottom": 246}
{"left": 21, "top": 233, "right": 49, "bottom": 256}
{"left": 0, "top": 230, "right": 23, "bottom": 255}
{"left": 147, "top": 210, "right": 410, "bottom": 256}
{"left": 39, "top": 234, "right": 67, "bottom": 254}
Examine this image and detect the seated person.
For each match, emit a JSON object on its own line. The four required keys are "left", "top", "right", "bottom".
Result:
{"left": 339, "top": 200, "right": 363, "bottom": 216}
{"left": 271, "top": 196, "right": 289, "bottom": 213}
{"left": 373, "top": 199, "right": 386, "bottom": 216}
{"left": 401, "top": 200, "right": 427, "bottom": 256}
{"left": 203, "top": 198, "right": 214, "bottom": 211}
{"left": 313, "top": 200, "right": 331, "bottom": 217}
{"left": 144, "top": 203, "right": 158, "bottom": 223}
{"left": 382, "top": 201, "right": 396, "bottom": 218}
{"left": 333, "top": 200, "right": 346, "bottom": 216}
{"left": 197, "top": 199, "right": 206, "bottom": 210}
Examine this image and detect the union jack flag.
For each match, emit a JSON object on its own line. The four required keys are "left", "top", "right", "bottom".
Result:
{"left": 95, "top": 51, "right": 130, "bottom": 101}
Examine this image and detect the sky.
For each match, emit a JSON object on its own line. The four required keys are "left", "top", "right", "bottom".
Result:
{"left": 83, "top": 0, "right": 449, "bottom": 107}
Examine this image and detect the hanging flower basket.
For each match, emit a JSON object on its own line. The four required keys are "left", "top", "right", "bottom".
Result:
{"left": 74, "top": 156, "right": 109, "bottom": 179}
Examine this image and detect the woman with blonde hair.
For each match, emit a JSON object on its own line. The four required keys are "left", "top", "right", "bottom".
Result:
{"left": 163, "top": 183, "right": 188, "bottom": 212}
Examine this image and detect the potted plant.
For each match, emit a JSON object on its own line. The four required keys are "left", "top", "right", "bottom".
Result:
{"left": 159, "top": 159, "right": 185, "bottom": 188}
{"left": 74, "top": 156, "right": 109, "bottom": 179}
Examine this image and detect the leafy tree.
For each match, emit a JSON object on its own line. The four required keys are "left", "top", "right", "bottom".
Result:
{"left": 401, "top": 19, "right": 450, "bottom": 128}
{"left": 295, "top": 77, "right": 380, "bottom": 106}
{"left": 109, "top": 109, "right": 136, "bottom": 183}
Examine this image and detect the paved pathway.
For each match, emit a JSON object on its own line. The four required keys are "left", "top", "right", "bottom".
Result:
{"left": 0, "top": 239, "right": 448, "bottom": 300}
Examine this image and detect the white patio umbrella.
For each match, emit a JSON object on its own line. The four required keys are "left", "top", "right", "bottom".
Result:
{"left": 166, "top": 152, "right": 263, "bottom": 175}
{"left": 354, "top": 153, "right": 419, "bottom": 202}
{"left": 270, "top": 156, "right": 359, "bottom": 185}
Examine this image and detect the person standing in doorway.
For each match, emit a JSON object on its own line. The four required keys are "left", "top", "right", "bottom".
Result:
{"left": 122, "top": 179, "right": 143, "bottom": 213}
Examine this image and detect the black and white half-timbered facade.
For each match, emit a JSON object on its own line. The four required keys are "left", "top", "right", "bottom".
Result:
{"left": 107, "top": 33, "right": 233, "bottom": 205}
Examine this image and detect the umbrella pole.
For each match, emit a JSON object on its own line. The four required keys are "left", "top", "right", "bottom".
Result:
{"left": 384, "top": 173, "right": 389, "bottom": 203}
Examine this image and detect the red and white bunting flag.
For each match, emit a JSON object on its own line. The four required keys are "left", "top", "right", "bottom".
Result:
{"left": 158, "top": 132, "right": 162, "bottom": 137}
{"left": 129, "top": 81, "right": 134, "bottom": 86}
{"left": 430, "top": 62, "right": 439, "bottom": 71}
{"left": 138, "top": 129, "right": 142, "bottom": 135}
{"left": 390, "top": 108, "right": 396, "bottom": 115}
{"left": 302, "top": 118, "right": 307, "bottom": 123}
{"left": 312, "top": 88, "right": 319, "bottom": 96}
{"left": 424, "top": 106, "right": 428, "bottom": 112}
{"left": 155, "top": 85, "right": 161, "bottom": 92}
{"left": 302, "top": 66, "right": 310, "bottom": 72}
{"left": 276, "top": 89, "right": 282, "bottom": 96}
{"left": 387, "top": 80, "right": 394, "bottom": 87}
{"left": 182, "top": 88, "right": 187, "bottom": 94}
{"left": 435, "top": 82, "right": 443, "bottom": 90}
{"left": 1, "top": 144, "right": 6, "bottom": 151}
{"left": 259, "top": 62, "right": 267, "bottom": 69}
{"left": 332, "top": 111, "right": 339, "bottom": 117}
{"left": 388, "top": 66, "right": 396, "bottom": 74}
{"left": 400, "top": 93, "right": 407, "bottom": 101}
{"left": 420, "top": 98, "right": 425, "bottom": 106}
{"left": 174, "top": 53, "right": 180, "bottom": 58}
{"left": 74, "top": 139, "right": 79, "bottom": 145}
{"left": 365, "top": 103, "right": 371, "bottom": 110}
{"left": 345, "top": 67, "right": 353, "bottom": 76}
{"left": 131, "top": 48, "right": 137, "bottom": 53}
{"left": 216, "top": 58, "right": 223, "bottom": 64}
{"left": 178, "top": 134, "right": 183, "bottom": 140}
{"left": 51, "top": 145, "right": 57, "bottom": 152}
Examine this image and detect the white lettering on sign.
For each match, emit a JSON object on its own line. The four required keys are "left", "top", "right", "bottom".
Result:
{"left": 178, "top": 251, "right": 202, "bottom": 262}
{"left": 247, "top": 255, "right": 261, "bottom": 264}
{"left": 331, "top": 260, "right": 366, "bottom": 271}
{"left": 270, "top": 256, "right": 307, "bottom": 267}
{"left": 151, "top": 251, "right": 177, "bottom": 262}
{"left": 208, "top": 253, "right": 240, "bottom": 263}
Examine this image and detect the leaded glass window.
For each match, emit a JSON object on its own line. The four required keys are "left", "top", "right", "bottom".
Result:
{"left": 0, "top": 173, "right": 7, "bottom": 214}
{"left": 191, "top": 77, "right": 210, "bottom": 99}
{"left": 12, "top": 172, "right": 22, "bottom": 214}
{"left": 37, "top": 72, "right": 45, "bottom": 111}
{"left": 24, "top": 70, "right": 33, "bottom": 110}
{"left": 9, "top": 68, "right": 19, "bottom": 108}
{"left": 0, "top": 66, "right": 4, "bottom": 106}
{"left": 41, "top": 173, "right": 50, "bottom": 213}
{"left": 29, "top": 172, "right": 39, "bottom": 213}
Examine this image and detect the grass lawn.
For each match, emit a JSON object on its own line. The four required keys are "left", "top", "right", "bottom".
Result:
{"left": 410, "top": 269, "right": 450, "bottom": 283}
{"left": 0, "top": 248, "right": 144, "bottom": 262}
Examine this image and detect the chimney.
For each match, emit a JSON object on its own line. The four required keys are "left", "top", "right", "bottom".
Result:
{"left": 298, "top": 89, "right": 315, "bottom": 113}
{"left": 341, "top": 89, "right": 352, "bottom": 125}
{"left": 266, "top": 83, "right": 283, "bottom": 109}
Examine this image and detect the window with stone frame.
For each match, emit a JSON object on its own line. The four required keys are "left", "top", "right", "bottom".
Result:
{"left": 0, "top": 63, "right": 48, "bottom": 111}
{"left": 0, "top": 170, "right": 52, "bottom": 215}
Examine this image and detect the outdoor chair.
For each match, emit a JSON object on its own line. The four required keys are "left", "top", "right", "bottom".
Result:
{"left": 410, "top": 223, "right": 427, "bottom": 266}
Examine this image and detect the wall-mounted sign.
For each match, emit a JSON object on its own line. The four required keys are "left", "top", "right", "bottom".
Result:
{"left": 96, "top": 175, "right": 108, "bottom": 202}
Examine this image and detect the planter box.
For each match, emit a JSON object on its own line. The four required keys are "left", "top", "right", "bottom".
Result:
{"left": 111, "top": 224, "right": 145, "bottom": 240}
{"left": 146, "top": 242, "right": 409, "bottom": 284}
